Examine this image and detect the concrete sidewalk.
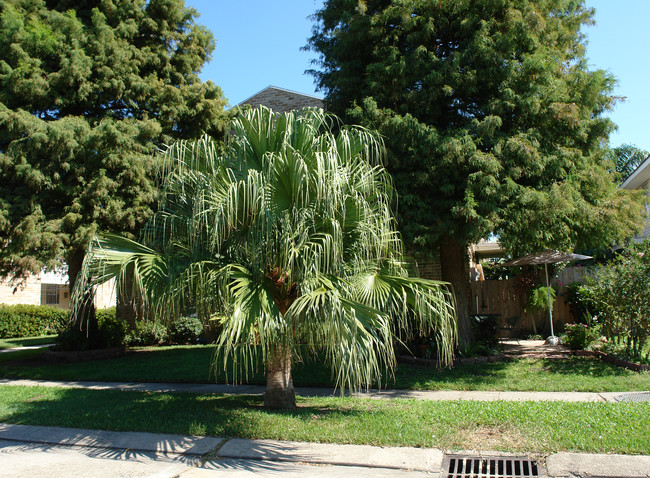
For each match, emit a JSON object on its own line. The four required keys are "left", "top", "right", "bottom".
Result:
{"left": 1, "top": 378, "right": 644, "bottom": 402}
{"left": 1, "top": 423, "right": 649, "bottom": 477}
{"left": 0, "top": 343, "right": 54, "bottom": 354}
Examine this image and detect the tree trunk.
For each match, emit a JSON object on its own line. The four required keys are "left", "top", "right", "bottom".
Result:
{"left": 116, "top": 264, "right": 139, "bottom": 329}
{"left": 439, "top": 238, "right": 473, "bottom": 346}
{"left": 264, "top": 347, "right": 296, "bottom": 409}
{"left": 68, "top": 248, "right": 101, "bottom": 349}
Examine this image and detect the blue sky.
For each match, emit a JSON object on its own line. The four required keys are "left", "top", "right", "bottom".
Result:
{"left": 189, "top": 0, "right": 649, "bottom": 151}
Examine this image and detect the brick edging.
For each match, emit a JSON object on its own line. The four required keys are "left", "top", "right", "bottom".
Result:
{"left": 573, "top": 349, "right": 650, "bottom": 372}
{"left": 42, "top": 346, "right": 126, "bottom": 363}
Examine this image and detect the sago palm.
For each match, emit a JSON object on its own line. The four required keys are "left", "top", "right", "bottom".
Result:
{"left": 74, "top": 106, "right": 457, "bottom": 409}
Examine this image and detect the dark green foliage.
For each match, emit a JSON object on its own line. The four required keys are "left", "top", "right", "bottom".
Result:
{"left": 96, "top": 308, "right": 127, "bottom": 348}
{"left": 308, "top": 0, "right": 645, "bottom": 254}
{"left": 95, "top": 307, "right": 116, "bottom": 324}
{"left": 0, "top": 304, "right": 68, "bottom": 338}
{"left": 125, "top": 321, "right": 168, "bottom": 346}
{"left": 0, "top": 0, "right": 228, "bottom": 284}
{"left": 562, "top": 322, "right": 600, "bottom": 350}
{"left": 565, "top": 281, "right": 596, "bottom": 322}
{"left": 169, "top": 316, "right": 203, "bottom": 344}
{"left": 470, "top": 314, "right": 500, "bottom": 349}
{"left": 56, "top": 307, "right": 126, "bottom": 350}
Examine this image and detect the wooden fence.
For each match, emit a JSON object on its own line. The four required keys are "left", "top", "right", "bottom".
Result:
{"left": 469, "top": 267, "right": 589, "bottom": 338}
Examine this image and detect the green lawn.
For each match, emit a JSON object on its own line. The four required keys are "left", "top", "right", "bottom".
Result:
{"left": 0, "top": 335, "right": 56, "bottom": 350}
{"left": 0, "top": 345, "right": 648, "bottom": 392}
{"left": 1, "top": 385, "right": 648, "bottom": 455}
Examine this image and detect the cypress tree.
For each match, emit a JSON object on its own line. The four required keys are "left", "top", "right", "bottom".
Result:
{"left": 0, "top": 0, "right": 228, "bottom": 343}
{"left": 308, "top": 0, "right": 645, "bottom": 341}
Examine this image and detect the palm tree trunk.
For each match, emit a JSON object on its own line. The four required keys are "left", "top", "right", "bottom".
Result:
{"left": 116, "top": 264, "right": 139, "bottom": 329}
{"left": 264, "top": 347, "right": 296, "bottom": 409}
{"left": 68, "top": 248, "right": 100, "bottom": 349}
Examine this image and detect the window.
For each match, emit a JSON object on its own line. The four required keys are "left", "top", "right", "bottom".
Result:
{"left": 43, "top": 284, "right": 59, "bottom": 305}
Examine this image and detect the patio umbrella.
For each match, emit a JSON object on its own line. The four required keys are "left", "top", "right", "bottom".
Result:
{"left": 502, "top": 250, "right": 592, "bottom": 343}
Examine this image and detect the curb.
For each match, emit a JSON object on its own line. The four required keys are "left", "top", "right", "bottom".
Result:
{"left": 0, "top": 423, "right": 222, "bottom": 456}
{"left": 2, "top": 423, "right": 650, "bottom": 476}
{"left": 546, "top": 452, "right": 650, "bottom": 478}
{"left": 0, "top": 423, "right": 441, "bottom": 472}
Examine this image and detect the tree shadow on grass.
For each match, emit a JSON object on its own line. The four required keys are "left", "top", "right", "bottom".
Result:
{"left": 2, "top": 387, "right": 361, "bottom": 442}
{"left": 391, "top": 360, "right": 513, "bottom": 389}
{"left": 539, "top": 357, "right": 633, "bottom": 377}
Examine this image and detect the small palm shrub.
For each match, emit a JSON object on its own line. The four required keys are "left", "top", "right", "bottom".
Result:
{"left": 528, "top": 285, "right": 556, "bottom": 313}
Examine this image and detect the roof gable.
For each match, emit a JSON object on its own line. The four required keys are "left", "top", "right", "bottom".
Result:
{"left": 237, "top": 86, "right": 324, "bottom": 114}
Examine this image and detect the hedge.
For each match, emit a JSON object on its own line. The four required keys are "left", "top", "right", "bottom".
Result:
{"left": 0, "top": 304, "right": 70, "bottom": 338}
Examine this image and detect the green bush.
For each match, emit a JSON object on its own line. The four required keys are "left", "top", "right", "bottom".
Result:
{"left": 0, "top": 305, "right": 69, "bottom": 338}
{"left": 585, "top": 241, "right": 650, "bottom": 361}
{"left": 125, "top": 321, "right": 168, "bottom": 346}
{"left": 96, "top": 308, "right": 127, "bottom": 348}
{"left": 565, "top": 282, "right": 596, "bottom": 323}
{"left": 169, "top": 316, "right": 203, "bottom": 344}
{"left": 561, "top": 321, "right": 601, "bottom": 350}
{"left": 56, "top": 308, "right": 127, "bottom": 350}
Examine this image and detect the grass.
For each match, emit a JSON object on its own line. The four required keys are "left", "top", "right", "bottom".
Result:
{"left": 1, "top": 385, "right": 648, "bottom": 455}
{"left": 0, "top": 335, "right": 56, "bottom": 350}
{"left": 0, "top": 345, "right": 648, "bottom": 392}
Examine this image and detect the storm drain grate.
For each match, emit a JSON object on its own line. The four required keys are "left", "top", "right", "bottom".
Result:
{"left": 615, "top": 392, "right": 650, "bottom": 402}
{"left": 443, "top": 454, "right": 540, "bottom": 478}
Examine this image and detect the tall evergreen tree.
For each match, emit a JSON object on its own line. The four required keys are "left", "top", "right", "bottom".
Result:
{"left": 308, "top": 0, "right": 645, "bottom": 341}
{"left": 0, "top": 0, "right": 227, "bottom": 342}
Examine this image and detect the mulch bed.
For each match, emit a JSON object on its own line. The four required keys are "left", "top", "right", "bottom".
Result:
{"left": 41, "top": 346, "right": 126, "bottom": 363}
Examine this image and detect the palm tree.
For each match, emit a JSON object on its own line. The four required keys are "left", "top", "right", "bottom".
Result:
{"left": 74, "top": 106, "right": 457, "bottom": 409}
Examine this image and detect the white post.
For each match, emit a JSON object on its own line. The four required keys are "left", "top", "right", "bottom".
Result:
{"left": 545, "top": 263, "right": 554, "bottom": 337}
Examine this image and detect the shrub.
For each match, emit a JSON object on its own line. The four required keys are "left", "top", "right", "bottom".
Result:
{"left": 0, "top": 304, "right": 69, "bottom": 338}
{"left": 169, "top": 316, "right": 203, "bottom": 344}
{"left": 565, "top": 282, "right": 597, "bottom": 323}
{"left": 56, "top": 307, "right": 127, "bottom": 350}
{"left": 562, "top": 321, "right": 601, "bottom": 350}
{"left": 470, "top": 314, "right": 500, "bottom": 349}
{"left": 125, "top": 321, "right": 168, "bottom": 346}
{"left": 96, "top": 308, "right": 127, "bottom": 348}
{"left": 56, "top": 326, "right": 90, "bottom": 351}
{"left": 584, "top": 241, "right": 650, "bottom": 361}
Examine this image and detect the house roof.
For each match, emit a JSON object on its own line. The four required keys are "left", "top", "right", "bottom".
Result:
{"left": 470, "top": 240, "right": 505, "bottom": 259}
{"left": 237, "top": 86, "right": 324, "bottom": 114}
{"left": 621, "top": 154, "right": 650, "bottom": 190}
